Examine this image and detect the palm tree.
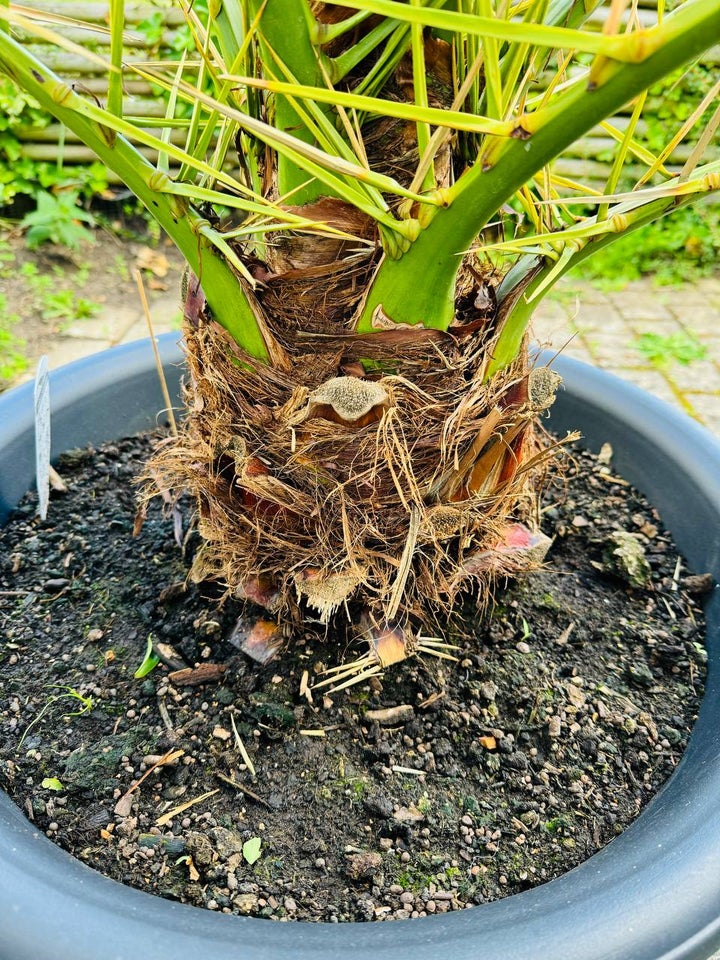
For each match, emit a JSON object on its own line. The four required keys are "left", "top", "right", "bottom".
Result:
{"left": 1, "top": 0, "right": 718, "bottom": 683}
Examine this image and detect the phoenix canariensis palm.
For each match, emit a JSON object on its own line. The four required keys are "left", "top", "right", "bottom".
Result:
{"left": 1, "top": 0, "right": 719, "bottom": 686}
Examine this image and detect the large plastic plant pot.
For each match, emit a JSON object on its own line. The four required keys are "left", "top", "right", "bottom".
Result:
{"left": 0, "top": 335, "right": 718, "bottom": 960}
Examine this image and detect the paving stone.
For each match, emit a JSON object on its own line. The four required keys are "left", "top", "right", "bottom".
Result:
{"left": 61, "top": 306, "right": 139, "bottom": 342}
{"left": 677, "top": 392, "right": 720, "bottom": 434}
{"left": 673, "top": 309, "right": 720, "bottom": 335}
{"left": 603, "top": 366, "right": 677, "bottom": 405}
{"left": 669, "top": 362, "right": 720, "bottom": 392}
{"left": 146, "top": 291, "right": 183, "bottom": 326}
{"left": 566, "top": 282, "right": 613, "bottom": 305}
{"left": 43, "top": 339, "right": 111, "bottom": 372}
{"left": 627, "top": 316, "right": 687, "bottom": 337}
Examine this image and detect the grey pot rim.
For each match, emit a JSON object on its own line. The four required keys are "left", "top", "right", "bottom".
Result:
{"left": 0, "top": 334, "right": 718, "bottom": 960}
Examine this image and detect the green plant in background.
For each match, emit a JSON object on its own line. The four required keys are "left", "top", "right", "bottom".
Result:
{"left": 0, "top": 250, "right": 102, "bottom": 388}
{"left": 0, "top": 73, "right": 111, "bottom": 210}
{"left": 40, "top": 288, "right": 99, "bottom": 323}
{"left": 0, "top": 74, "right": 50, "bottom": 204}
{"left": 635, "top": 330, "right": 708, "bottom": 368}
{"left": 574, "top": 204, "right": 720, "bottom": 286}
{"left": 644, "top": 60, "right": 718, "bottom": 155}
{"left": 0, "top": 298, "right": 28, "bottom": 386}
{"left": 135, "top": 11, "right": 165, "bottom": 49}
{"left": 19, "top": 190, "right": 96, "bottom": 250}
{"left": 1, "top": 0, "right": 719, "bottom": 678}
{"left": 0, "top": 242, "right": 28, "bottom": 384}
{"left": 0, "top": 240, "right": 28, "bottom": 382}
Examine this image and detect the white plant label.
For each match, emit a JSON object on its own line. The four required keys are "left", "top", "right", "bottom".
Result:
{"left": 34, "top": 355, "right": 50, "bottom": 521}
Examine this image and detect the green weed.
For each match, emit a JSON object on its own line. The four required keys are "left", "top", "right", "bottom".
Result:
{"left": 395, "top": 867, "right": 435, "bottom": 893}
{"left": 0, "top": 243, "right": 15, "bottom": 277}
{"left": 136, "top": 11, "right": 165, "bottom": 48}
{"left": 19, "top": 260, "right": 100, "bottom": 325}
{"left": 0, "top": 292, "right": 28, "bottom": 386}
{"left": 635, "top": 331, "right": 708, "bottom": 368}
{"left": 20, "top": 191, "right": 96, "bottom": 251}
{"left": 113, "top": 253, "right": 130, "bottom": 283}
{"left": 41, "top": 288, "right": 99, "bottom": 323}
{"left": 134, "top": 635, "right": 160, "bottom": 679}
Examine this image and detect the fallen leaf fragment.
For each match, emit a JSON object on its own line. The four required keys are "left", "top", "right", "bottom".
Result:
{"left": 478, "top": 736, "right": 497, "bottom": 750}
{"left": 242, "top": 836, "right": 262, "bottom": 865}
{"left": 367, "top": 620, "right": 407, "bottom": 667}
{"left": 135, "top": 246, "right": 170, "bottom": 278}
{"left": 460, "top": 524, "right": 553, "bottom": 578}
{"left": 41, "top": 777, "right": 64, "bottom": 791}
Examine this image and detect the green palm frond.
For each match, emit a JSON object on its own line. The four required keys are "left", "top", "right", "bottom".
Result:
{"left": 1, "top": 0, "right": 718, "bottom": 354}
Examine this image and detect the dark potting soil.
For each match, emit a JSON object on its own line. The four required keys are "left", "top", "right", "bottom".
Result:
{"left": 0, "top": 432, "right": 709, "bottom": 923}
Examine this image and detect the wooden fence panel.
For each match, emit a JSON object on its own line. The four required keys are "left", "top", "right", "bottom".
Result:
{"left": 8, "top": 1, "right": 720, "bottom": 192}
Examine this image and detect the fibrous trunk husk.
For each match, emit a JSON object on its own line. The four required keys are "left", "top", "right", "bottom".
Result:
{"left": 146, "top": 252, "right": 565, "bottom": 664}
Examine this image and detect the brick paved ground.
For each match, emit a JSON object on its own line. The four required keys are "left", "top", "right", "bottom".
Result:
{"left": 532, "top": 276, "right": 720, "bottom": 436}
